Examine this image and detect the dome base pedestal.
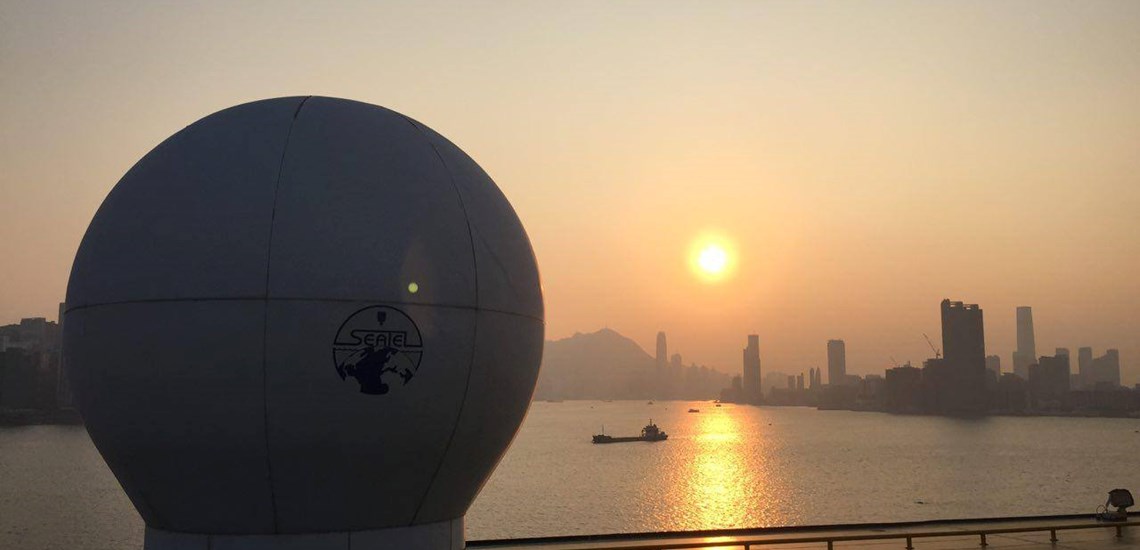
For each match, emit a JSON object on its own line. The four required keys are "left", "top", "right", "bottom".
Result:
{"left": 144, "top": 518, "right": 464, "bottom": 550}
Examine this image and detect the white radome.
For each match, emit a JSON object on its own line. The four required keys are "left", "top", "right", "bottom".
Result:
{"left": 63, "top": 97, "right": 544, "bottom": 549}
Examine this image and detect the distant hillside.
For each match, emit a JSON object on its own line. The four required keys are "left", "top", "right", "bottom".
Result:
{"left": 532, "top": 328, "right": 730, "bottom": 401}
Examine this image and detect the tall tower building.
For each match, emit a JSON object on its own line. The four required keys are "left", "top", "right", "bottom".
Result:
{"left": 654, "top": 331, "right": 668, "bottom": 399}
{"left": 827, "top": 339, "right": 846, "bottom": 386}
{"left": 742, "top": 334, "right": 761, "bottom": 403}
{"left": 985, "top": 355, "right": 1001, "bottom": 376}
{"left": 942, "top": 300, "right": 986, "bottom": 366}
{"left": 1013, "top": 306, "right": 1036, "bottom": 379}
{"left": 1077, "top": 347, "right": 1093, "bottom": 389}
{"left": 940, "top": 299, "right": 987, "bottom": 412}
{"left": 1029, "top": 352, "right": 1071, "bottom": 402}
{"left": 1088, "top": 349, "right": 1121, "bottom": 388}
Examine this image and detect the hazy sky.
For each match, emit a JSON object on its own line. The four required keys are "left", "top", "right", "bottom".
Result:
{"left": 2, "top": 1, "right": 1139, "bottom": 383}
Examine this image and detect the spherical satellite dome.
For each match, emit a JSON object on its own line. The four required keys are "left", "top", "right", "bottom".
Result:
{"left": 63, "top": 97, "right": 543, "bottom": 549}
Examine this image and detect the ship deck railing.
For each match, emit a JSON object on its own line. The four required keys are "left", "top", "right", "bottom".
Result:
{"left": 469, "top": 514, "right": 1137, "bottom": 550}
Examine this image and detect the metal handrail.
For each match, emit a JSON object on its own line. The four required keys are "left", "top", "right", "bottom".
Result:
{"left": 470, "top": 517, "right": 1136, "bottom": 550}
{"left": 736, "top": 521, "right": 1138, "bottom": 550}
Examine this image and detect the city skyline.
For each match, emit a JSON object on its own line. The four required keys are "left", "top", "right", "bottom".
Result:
{"left": 0, "top": 296, "right": 1133, "bottom": 386}
{"left": 3, "top": 2, "right": 1140, "bottom": 384}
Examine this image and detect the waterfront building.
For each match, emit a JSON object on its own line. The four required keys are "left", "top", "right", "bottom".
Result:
{"left": 940, "top": 299, "right": 987, "bottom": 413}
{"left": 985, "top": 355, "right": 1001, "bottom": 376}
{"left": 655, "top": 332, "right": 667, "bottom": 374}
{"left": 920, "top": 357, "right": 954, "bottom": 414}
{"left": 742, "top": 334, "right": 761, "bottom": 403}
{"left": 808, "top": 367, "right": 820, "bottom": 389}
{"left": 0, "top": 317, "right": 60, "bottom": 353}
{"left": 1028, "top": 353, "right": 1071, "bottom": 407}
{"left": 0, "top": 348, "right": 60, "bottom": 410}
{"left": 1087, "top": 349, "right": 1121, "bottom": 389}
{"left": 994, "top": 373, "right": 1029, "bottom": 413}
{"left": 56, "top": 302, "right": 73, "bottom": 409}
{"left": 884, "top": 364, "right": 922, "bottom": 413}
{"left": 655, "top": 331, "right": 667, "bottom": 398}
{"left": 860, "top": 374, "right": 884, "bottom": 405}
{"left": 827, "top": 339, "right": 846, "bottom": 386}
{"left": 0, "top": 317, "right": 64, "bottom": 412}
{"left": 1012, "top": 306, "right": 1036, "bottom": 380}
{"left": 1077, "top": 346, "right": 1093, "bottom": 389}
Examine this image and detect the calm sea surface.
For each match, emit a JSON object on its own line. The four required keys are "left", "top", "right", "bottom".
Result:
{"left": 3, "top": 401, "right": 1139, "bottom": 549}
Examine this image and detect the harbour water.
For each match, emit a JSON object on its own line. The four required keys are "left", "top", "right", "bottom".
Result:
{"left": 3, "top": 401, "right": 1139, "bottom": 549}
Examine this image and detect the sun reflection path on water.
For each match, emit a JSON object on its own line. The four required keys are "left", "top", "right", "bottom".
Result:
{"left": 658, "top": 406, "right": 790, "bottom": 531}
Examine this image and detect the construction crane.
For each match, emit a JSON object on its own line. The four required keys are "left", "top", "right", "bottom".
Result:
{"left": 889, "top": 356, "right": 901, "bottom": 368}
{"left": 922, "top": 333, "right": 941, "bottom": 359}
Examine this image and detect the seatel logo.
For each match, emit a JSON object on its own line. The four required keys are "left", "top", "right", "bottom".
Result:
{"left": 332, "top": 306, "right": 424, "bottom": 395}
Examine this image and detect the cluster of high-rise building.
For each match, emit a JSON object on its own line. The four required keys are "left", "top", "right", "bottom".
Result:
{"left": 0, "top": 307, "right": 74, "bottom": 418}
{"left": 650, "top": 331, "right": 732, "bottom": 400}
{"left": 723, "top": 300, "right": 1136, "bottom": 416}
{"left": 722, "top": 335, "right": 864, "bottom": 406}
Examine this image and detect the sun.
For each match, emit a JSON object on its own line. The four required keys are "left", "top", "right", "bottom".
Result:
{"left": 689, "top": 235, "right": 736, "bottom": 282}
{"left": 698, "top": 245, "right": 728, "bottom": 274}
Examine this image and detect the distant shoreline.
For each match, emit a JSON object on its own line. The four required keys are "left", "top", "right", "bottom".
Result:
{"left": 6, "top": 401, "right": 1138, "bottom": 427}
{"left": 536, "top": 399, "right": 1140, "bottom": 420}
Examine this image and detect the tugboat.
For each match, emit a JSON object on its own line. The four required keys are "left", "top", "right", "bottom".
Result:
{"left": 592, "top": 420, "right": 668, "bottom": 444}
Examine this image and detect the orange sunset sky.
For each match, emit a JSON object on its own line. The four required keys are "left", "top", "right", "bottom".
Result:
{"left": 2, "top": 1, "right": 1138, "bottom": 383}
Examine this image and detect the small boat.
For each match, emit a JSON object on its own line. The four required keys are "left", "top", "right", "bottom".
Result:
{"left": 647, "top": 400, "right": 654, "bottom": 405}
{"left": 715, "top": 403, "right": 722, "bottom": 407}
{"left": 592, "top": 420, "right": 668, "bottom": 444}
{"left": 688, "top": 408, "right": 700, "bottom": 413}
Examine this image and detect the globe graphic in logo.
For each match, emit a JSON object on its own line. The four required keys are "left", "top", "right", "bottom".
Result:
{"left": 332, "top": 306, "right": 424, "bottom": 395}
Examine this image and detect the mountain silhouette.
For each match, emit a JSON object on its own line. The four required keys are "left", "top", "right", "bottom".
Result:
{"left": 533, "top": 328, "right": 729, "bottom": 401}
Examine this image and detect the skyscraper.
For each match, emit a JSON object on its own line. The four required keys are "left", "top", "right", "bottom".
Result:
{"left": 742, "top": 334, "right": 761, "bottom": 403}
{"left": 985, "top": 355, "right": 1001, "bottom": 376}
{"left": 1013, "top": 306, "right": 1036, "bottom": 380}
{"left": 942, "top": 300, "right": 985, "bottom": 366}
{"left": 1088, "top": 349, "right": 1121, "bottom": 389}
{"left": 940, "top": 299, "right": 987, "bottom": 412}
{"left": 1029, "top": 352, "right": 1070, "bottom": 404}
{"left": 655, "top": 332, "right": 667, "bottom": 374}
{"left": 1077, "top": 346, "right": 1093, "bottom": 389}
{"left": 827, "top": 339, "right": 846, "bottom": 386}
